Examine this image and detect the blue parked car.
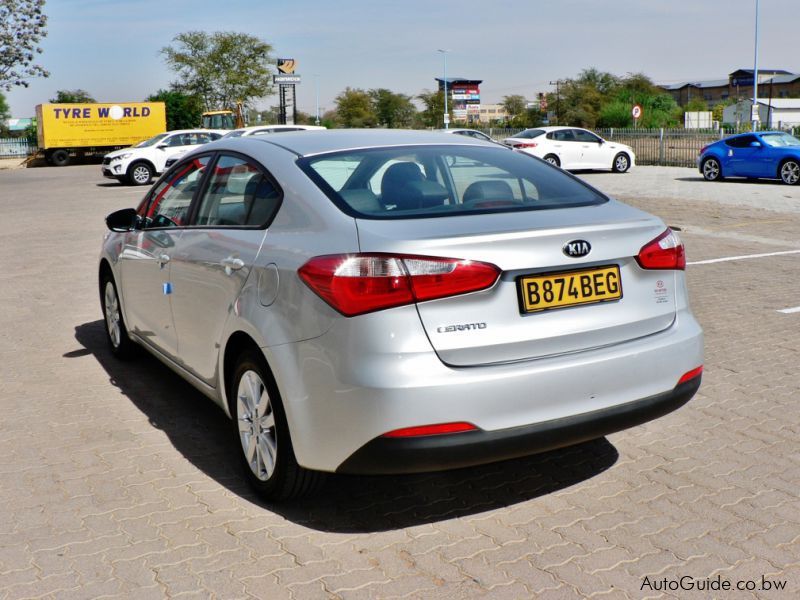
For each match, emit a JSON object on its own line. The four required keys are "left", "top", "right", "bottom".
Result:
{"left": 698, "top": 131, "right": 800, "bottom": 185}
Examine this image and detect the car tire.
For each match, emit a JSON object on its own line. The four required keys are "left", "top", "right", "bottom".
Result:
{"left": 612, "top": 152, "right": 631, "bottom": 173}
{"left": 544, "top": 154, "right": 561, "bottom": 167}
{"left": 230, "top": 351, "right": 325, "bottom": 500}
{"left": 779, "top": 160, "right": 800, "bottom": 185}
{"left": 50, "top": 149, "right": 70, "bottom": 167}
{"left": 127, "top": 162, "right": 153, "bottom": 186}
{"left": 101, "top": 272, "right": 137, "bottom": 359}
{"left": 701, "top": 157, "right": 723, "bottom": 181}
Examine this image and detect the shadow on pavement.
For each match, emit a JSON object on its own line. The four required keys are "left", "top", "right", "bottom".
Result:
{"left": 674, "top": 176, "right": 784, "bottom": 185}
{"left": 73, "top": 319, "right": 619, "bottom": 533}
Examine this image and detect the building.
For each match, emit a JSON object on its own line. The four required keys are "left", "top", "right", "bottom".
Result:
{"left": 723, "top": 99, "right": 800, "bottom": 129}
{"left": 477, "top": 104, "right": 509, "bottom": 124}
{"left": 661, "top": 69, "right": 800, "bottom": 107}
{"left": 436, "top": 78, "right": 482, "bottom": 124}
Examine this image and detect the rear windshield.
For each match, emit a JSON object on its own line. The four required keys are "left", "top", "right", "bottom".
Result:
{"left": 760, "top": 132, "right": 800, "bottom": 147}
{"left": 298, "top": 145, "right": 606, "bottom": 219}
{"left": 510, "top": 129, "right": 545, "bottom": 139}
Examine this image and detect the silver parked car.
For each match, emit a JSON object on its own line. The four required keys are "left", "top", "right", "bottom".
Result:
{"left": 99, "top": 130, "right": 703, "bottom": 500}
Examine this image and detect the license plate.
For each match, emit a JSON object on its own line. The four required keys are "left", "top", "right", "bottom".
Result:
{"left": 518, "top": 265, "right": 622, "bottom": 313}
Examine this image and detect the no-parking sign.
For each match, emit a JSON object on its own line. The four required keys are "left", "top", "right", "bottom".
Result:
{"left": 632, "top": 104, "right": 643, "bottom": 120}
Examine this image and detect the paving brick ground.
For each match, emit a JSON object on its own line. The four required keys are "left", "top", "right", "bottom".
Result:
{"left": 1, "top": 165, "right": 798, "bottom": 599}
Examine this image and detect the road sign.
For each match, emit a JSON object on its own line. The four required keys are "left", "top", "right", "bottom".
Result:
{"left": 274, "top": 74, "right": 301, "bottom": 84}
{"left": 632, "top": 104, "right": 643, "bottom": 120}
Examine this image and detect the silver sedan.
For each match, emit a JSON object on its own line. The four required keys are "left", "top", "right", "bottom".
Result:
{"left": 99, "top": 130, "right": 703, "bottom": 500}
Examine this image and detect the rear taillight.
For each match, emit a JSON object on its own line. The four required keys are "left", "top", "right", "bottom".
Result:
{"left": 699, "top": 145, "right": 708, "bottom": 155}
{"left": 516, "top": 142, "right": 538, "bottom": 148}
{"left": 636, "top": 229, "right": 686, "bottom": 270}
{"left": 298, "top": 253, "right": 500, "bottom": 316}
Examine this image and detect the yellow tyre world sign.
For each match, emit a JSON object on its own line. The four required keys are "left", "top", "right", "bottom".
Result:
{"left": 36, "top": 102, "right": 167, "bottom": 149}
{"left": 518, "top": 265, "right": 622, "bottom": 313}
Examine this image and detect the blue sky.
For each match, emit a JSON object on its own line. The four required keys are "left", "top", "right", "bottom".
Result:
{"left": 5, "top": 0, "right": 799, "bottom": 117}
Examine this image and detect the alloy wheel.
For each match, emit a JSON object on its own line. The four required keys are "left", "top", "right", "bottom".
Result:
{"left": 781, "top": 161, "right": 800, "bottom": 185}
{"left": 236, "top": 370, "right": 278, "bottom": 481}
{"left": 703, "top": 159, "right": 720, "bottom": 181}
{"left": 131, "top": 165, "right": 151, "bottom": 185}
{"left": 104, "top": 281, "right": 121, "bottom": 348}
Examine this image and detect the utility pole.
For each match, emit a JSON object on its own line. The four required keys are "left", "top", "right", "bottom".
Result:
{"left": 549, "top": 80, "right": 562, "bottom": 124}
{"left": 438, "top": 49, "right": 450, "bottom": 129}
{"left": 752, "top": 0, "right": 760, "bottom": 131}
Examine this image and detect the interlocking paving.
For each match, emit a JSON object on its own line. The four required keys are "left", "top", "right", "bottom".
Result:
{"left": 1, "top": 165, "right": 798, "bottom": 599}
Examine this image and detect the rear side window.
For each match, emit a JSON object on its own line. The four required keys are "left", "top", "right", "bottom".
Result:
{"left": 299, "top": 145, "right": 606, "bottom": 219}
{"left": 193, "top": 154, "right": 281, "bottom": 228}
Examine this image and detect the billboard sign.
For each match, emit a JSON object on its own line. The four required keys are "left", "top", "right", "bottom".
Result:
{"left": 277, "top": 58, "right": 297, "bottom": 74}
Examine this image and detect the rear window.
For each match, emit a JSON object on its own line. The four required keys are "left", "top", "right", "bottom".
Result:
{"left": 298, "top": 145, "right": 606, "bottom": 219}
{"left": 510, "top": 129, "right": 545, "bottom": 139}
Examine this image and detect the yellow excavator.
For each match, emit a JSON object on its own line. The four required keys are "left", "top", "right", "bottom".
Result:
{"left": 201, "top": 101, "right": 245, "bottom": 130}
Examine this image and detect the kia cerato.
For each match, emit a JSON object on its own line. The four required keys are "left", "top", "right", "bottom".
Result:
{"left": 99, "top": 129, "right": 703, "bottom": 500}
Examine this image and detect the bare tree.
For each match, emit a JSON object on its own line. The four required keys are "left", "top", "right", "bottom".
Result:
{"left": 0, "top": 0, "right": 49, "bottom": 90}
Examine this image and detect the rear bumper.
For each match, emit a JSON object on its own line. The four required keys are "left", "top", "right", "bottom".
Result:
{"left": 337, "top": 375, "right": 700, "bottom": 474}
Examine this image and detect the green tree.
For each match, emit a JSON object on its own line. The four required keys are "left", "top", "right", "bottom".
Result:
{"left": 146, "top": 89, "right": 203, "bottom": 130}
{"left": 370, "top": 88, "right": 416, "bottom": 128}
{"left": 0, "top": 91, "right": 10, "bottom": 135}
{"left": 50, "top": 89, "right": 95, "bottom": 103}
{"left": 161, "top": 31, "right": 274, "bottom": 111}
{"left": 0, "top": 0, "right": 48, "bottom": 90}
{"left": 416, "top": 90, "right": 448, "bottom": 128}
{"left": 334, "top": 87, "right": 376, "bottom": 128}
{"left": 502, "top": 94, "right": 527, "bottom": 121}
{"left": 556, "top": 68, "right": 620, "bottom": 127}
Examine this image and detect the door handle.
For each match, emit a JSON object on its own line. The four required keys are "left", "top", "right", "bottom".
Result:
{"left": 221, "top": 257, "right": 245, "bottom": 275}
{"left": 157, "top": 254, "right": 170, "bottom": 269}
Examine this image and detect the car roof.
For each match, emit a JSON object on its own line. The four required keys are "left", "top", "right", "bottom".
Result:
{"left": 240, "top": 128, "right": 501, "bottom": 157}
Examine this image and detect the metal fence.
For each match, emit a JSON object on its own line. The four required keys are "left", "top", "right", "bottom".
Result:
{"left": 0, "top": 138, "right": 37, "bottom": 158}
{"left": 477, "top": 127, "right": 797, "bottom": 168}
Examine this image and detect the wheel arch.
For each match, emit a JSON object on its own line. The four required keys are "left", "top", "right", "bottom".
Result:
{"left": 127, "top": 158, "right": 157, "bottom": 173}
{"left": 222, "top": 331, "right": 265, "bottom": 417}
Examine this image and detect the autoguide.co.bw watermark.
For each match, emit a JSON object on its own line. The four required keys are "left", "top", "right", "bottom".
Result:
{"left": 641, "top": 574, "right": 787, "bottom": 593}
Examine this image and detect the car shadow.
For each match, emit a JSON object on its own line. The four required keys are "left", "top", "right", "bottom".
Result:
{"left": 674, "top": 176, "right": 785, "bottom": 185}
{"left": 73, "top": 319, "right": 619, "bottom": 533}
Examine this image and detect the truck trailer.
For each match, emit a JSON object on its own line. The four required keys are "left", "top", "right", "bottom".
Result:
{"left": 35, "top": 102, "right": 167, "bottom": 166}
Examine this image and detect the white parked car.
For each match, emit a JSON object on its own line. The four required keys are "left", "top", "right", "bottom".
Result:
{"left": 503, "top": 126, "right": 635, "bottom": 173}
{"left": 102, "top": 129, "right": 226, "bottom": 185}
{"left": 163, "top": 124, "right": 326, "bottom": 170}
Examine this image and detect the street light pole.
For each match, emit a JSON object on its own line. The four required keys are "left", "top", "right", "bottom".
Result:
{"left": 752, "top": 0, "right": 760, "bottom": 131}
{"left": 438, "top": 49, "right": 450, "bottom": 129}
{"left": 315, "top": 75, "right": 320, "bottom": 126}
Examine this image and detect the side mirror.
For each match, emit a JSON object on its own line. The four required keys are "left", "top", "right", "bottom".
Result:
{"left": 157, "top": 143, "right": 169, "bottom": 150}
{"left": 750, "top": 141, "right": 762, "bottom": 148}
{"left": 106, "top": 208, "right": 138, "bottom": 232}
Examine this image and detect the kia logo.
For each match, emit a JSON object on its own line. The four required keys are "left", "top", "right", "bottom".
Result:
{"left": 563, "top": 240, "right": 591, "bottom": 258}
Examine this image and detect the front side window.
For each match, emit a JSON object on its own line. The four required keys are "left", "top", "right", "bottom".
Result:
{"left": 725, "top": 135, "right": 758, "bottom": 148}
{"left": 142, "top": 156, "right": 210, "bottom": 227}
{"left": 194, "top": 154, "right": 281, "bottom": 227}
{"left": 299, "top": 145, "right": 605, "bottom": 219}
